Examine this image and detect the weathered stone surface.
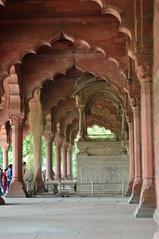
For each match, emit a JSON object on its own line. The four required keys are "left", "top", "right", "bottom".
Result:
{"left": 0, "top": 197, "right": 156, "bottom": 239}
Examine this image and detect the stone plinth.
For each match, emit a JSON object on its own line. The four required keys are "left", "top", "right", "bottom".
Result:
{"left": 0, "top": 196, "right": 5, "bottom": 205}
{"left": 76, "top": 141, "right": 129, "bottom": 196}
{"left": 153, "top": 209, "right": 159, "bottom": 239}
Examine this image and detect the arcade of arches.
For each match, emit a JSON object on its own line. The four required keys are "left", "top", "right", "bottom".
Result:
{"left": 0, "top": 0, "right": 159, "bottom": 238}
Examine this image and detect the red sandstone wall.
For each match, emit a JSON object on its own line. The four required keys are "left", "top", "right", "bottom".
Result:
{"left": 153, "top": 0, "right": 159, "bottom": 208}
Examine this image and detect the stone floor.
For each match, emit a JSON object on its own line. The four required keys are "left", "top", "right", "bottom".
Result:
{"left": 0, "top": 196, "right": 157, "bottom": 239}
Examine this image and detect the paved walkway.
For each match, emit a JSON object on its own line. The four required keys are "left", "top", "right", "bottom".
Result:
{"left": 0, "top": 197, "right": 157, "bottom": 239}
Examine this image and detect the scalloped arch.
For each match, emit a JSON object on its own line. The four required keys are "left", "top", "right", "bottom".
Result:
{"left": 87, "top": 90, "right": 123, "bottom": 109}
{"left": 5, "top": 5, "right": 132, "bottom": 75}
{"left": 87, "top": 0, "right": 103, "bottom": 9}
{"left": 0, "top": 0, "right": 5, "bottom": 6}
{"left": 103, "top": 5, "right": 132, "bottom": 40}
{"left": 1, "top": 0, "right": 132, "bottom": 43}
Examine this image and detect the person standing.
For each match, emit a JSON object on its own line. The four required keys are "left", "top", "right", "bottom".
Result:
{"left": 0, "top": 166, "right": 3, "bottom": 195}
{"left": 7, "top": 164, "right": 12, "bottom": 188}
{"left": 2, "top": 169, "right": 8, "bottom": 194}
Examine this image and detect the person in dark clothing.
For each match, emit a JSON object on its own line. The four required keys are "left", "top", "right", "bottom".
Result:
{"left": 7, "top": 164, "right": 12, "bottom": 187}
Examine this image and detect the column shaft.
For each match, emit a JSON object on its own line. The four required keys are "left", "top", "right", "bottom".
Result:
{"left": 55, "top": 143, "right": 61, "bottom": 179}
{"left": 67, "top": 145, "right": 72, "bottom": 179}
{"left": 126, "top": 121, "right": 135, "bottom": 196}
{"left": 77, "top": 105, "right": 87, "bottom": 141}
{"left": 7, "top": 117, "right": 27, "bottom": 197}
{"left": 61, "top": 144, "right": 67, "bottom": 179}
{"left": 135, "top": 79, "right": 156, "bottom": 218}
{"left": 46, "top": 139, "right": 53, "bottom": 181}
{"left": 2, "top": 147, "right": 8, "bottom": 170}
{"left": 129, "top": 106, "right": 142, "bottom": 204}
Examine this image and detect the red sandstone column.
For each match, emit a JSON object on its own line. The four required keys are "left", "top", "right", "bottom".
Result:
{"left": 32, "top": 133, "right": 44, "bottom": 192}
{"left": 126, "top": 120, "right": 135, "bottom": 196}
{"left": 7, "top": 116, "right": 27, "bottom": 197}
{"left": 75, "top": 95, "right": 88, "bottom": 141}
{"left": 61, "top": 142, "right": 67, "bottom": 179}
{"left": 67, "top": 144, "right": 73, "bottom": 179}
{"left": 54, "top": 140, "right": 61, "bottom": 179}
{"left": 45, "top": 136, "right": 53, "bottom": 181}
{"left": 129, "top": 105, "right": 142, "bottom": 204}
{"left": 135, "top": 77, "right": 156, "bottom": 218}
{"left": 2, "top": 146, "right": 8, "bottom": 170}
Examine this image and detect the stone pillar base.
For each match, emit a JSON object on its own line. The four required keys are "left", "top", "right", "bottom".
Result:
{"left": 0, "top": 196, "right": 5, "bottom": 205}
{"left": 135, "top": 204, "right": 155, "bottom": 218}
{"left": 153, "top": 232, "right": 159, "bottom": 239}
{"left": 153, "top": 209, "right": 159, "bottom": 239}
{"left": 34, "top": 180, "right": 45, "bottom": 193}
{"left": 128, "top": 177, "right": 142, "bottom": 204}
{"left": 54, "top": 176, "right": 61, "bottom": 180}
{"left": 126, "top": 178, "right": 134, "bottom": 196}
{"left": 134, "top": 179, "right": 156, "bottom": 218}
{"left": 7, "top": 181, "right": 27, "bottom": 198}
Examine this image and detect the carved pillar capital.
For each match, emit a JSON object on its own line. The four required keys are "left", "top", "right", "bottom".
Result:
{"left": 125, "top": 110, "right": 133, "bottom": 124}
{"left": 44, "top": 134, "right": 53, "bottom": 144}
{"left": 77, "top": 104, "right": 85, "bottom": 112}
{"left": 67, "top": 143, "right": 72, "bottom": 152}
{"left": 132, "top": 106, "right": 140, "bottom": 119}
{"left": 140, "top": 77, "right": 152, "bottom": 96}
{"left": 10, "top": 114, "right": 24, "bottom": 128}
{"left": 136, "top": 62, "right": 152, "bottom": 97}
{"left": 54, "top": 135, "right": 61, "bottom": 145}
{"left": 136, "top": 61, "right": 152, "bottom": 96}
{"left": 136, "top": 62, "right": 152, "bottom": 79}
{"left": 61, "top": 138, "right": 68, "bottom": 150}
{"left": 129, "top": 98, "right": 140, "bottom": 119}
{"left": 1, "top": 143, "right": 9, "bottom": 152}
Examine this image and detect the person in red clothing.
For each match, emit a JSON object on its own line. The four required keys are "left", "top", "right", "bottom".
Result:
{"left": 2, "top": 169, "right": 8, "bottom": 194}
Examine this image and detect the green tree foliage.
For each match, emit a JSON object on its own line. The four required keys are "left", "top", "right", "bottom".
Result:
{"left": 23, "top": 133, "right": 56, "bottom": 170}
{"left": 87, "top": 125, "right": 117, "bottom": 140}
{"left": 0, "top": 146, "right": 13, "bottom": 168}
{"left": 87, "top": 125, "right": 111, "bottom": 136}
